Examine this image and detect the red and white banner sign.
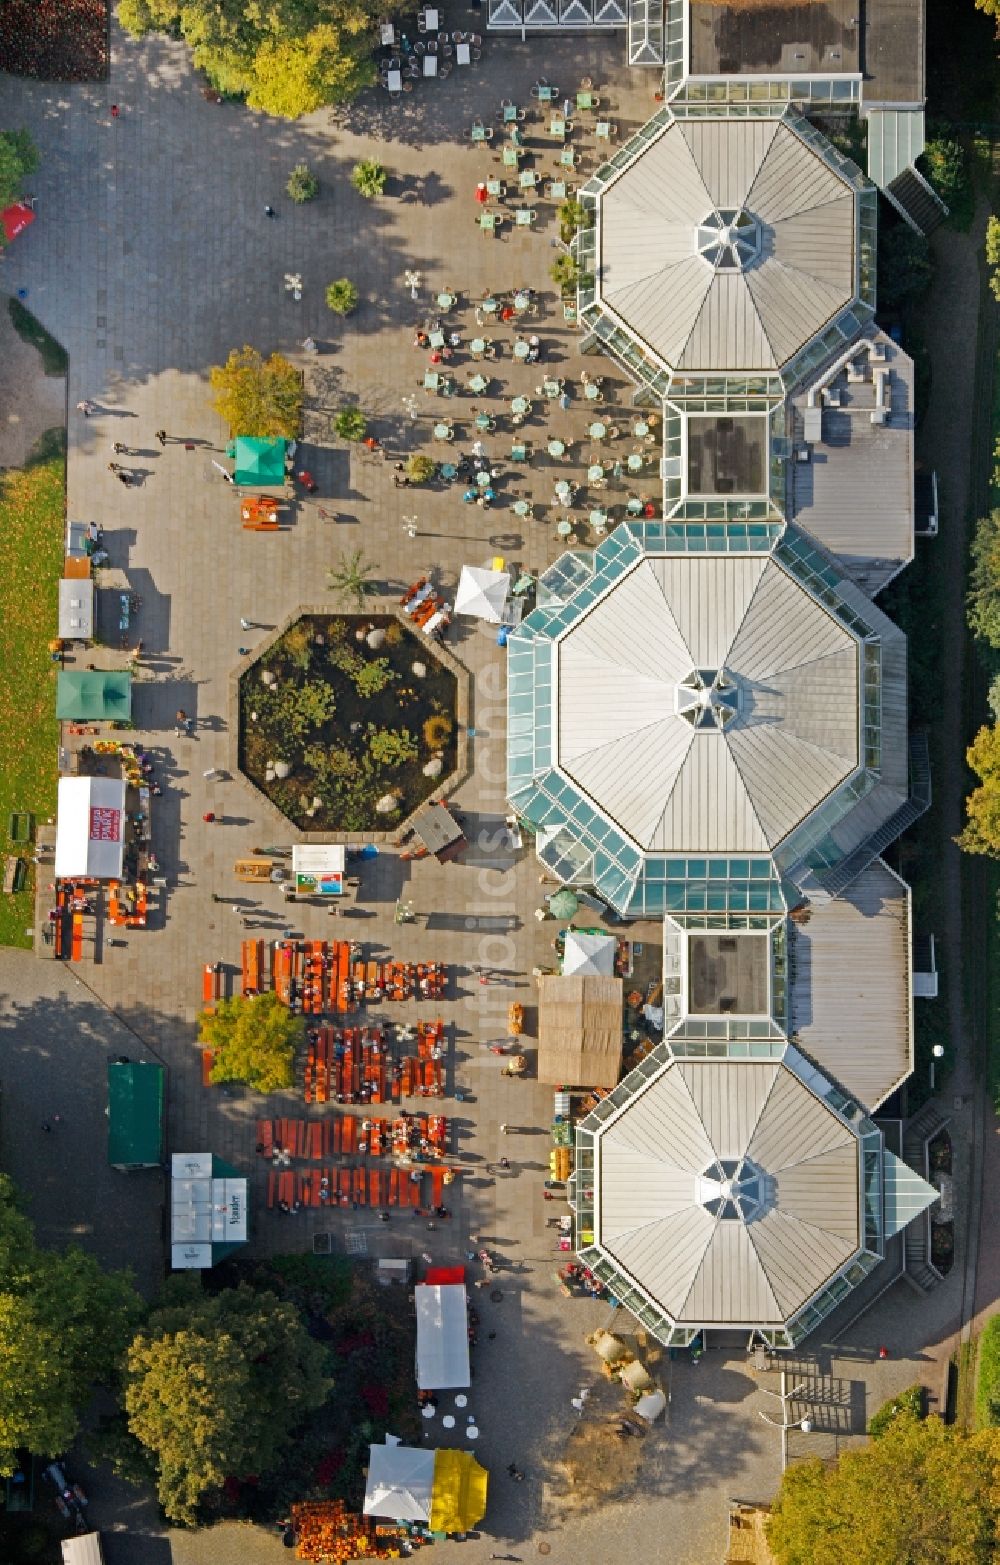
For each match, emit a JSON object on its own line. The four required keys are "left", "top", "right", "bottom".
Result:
{"left": 89, "top": 806, "right": 122, "bottom": 843}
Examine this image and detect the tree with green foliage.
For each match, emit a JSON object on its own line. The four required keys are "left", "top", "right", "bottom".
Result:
{"left": 878, "top": 221, "right": 934, "bottom": 314}
{"left": 198, "top": 991, "right": 302, "bottom": 1091}
{"left": 550, "top": 252, "right": 582, "bottom": 295}
{"left": 326, "top": 279, "right": 360, "bottom": 316}
{"left": 768, "top": 1410, "right": 1000, "bottom": 1565}
{"left": 117, "top": 0, "right": 377, "bottom": 119}
{"left": 0, "top": 130, "right": 38, "bottom": 239}
{"left": 968, "top": 510, "right": 1000, "bottom": 647}
{"left": 209, "top": 345, "right": 302, "bottom": 438}
{"left": 406, "top": 454, "right": 437, "bottom": 483}
{"left": 987, "top": 216, "right": 1000, "bottom": 302}
{"left": 351, "top": 159, "right": 387, "bottom": 198}
{"left": 976, "top": 1314, "right": 1000, "bottom": 1427}
{"left": 920, "top": 137, "right": 969, "bottom": 213}
{"left": 0, "top": 1174, "right": 141, "bottom": 1472}
{"left": 557, "top": 197, "right": 591, "bottom": 245}
{"left": 286, "top": 163, "right": 319, "bottom": 203}
{"left": 333, "top": 405, "right": 367, "bottom": 441}
{"left": 125, "top": 1281, "right": 331, "bottom": 1525}
{"left": 957, "top": 724, "right": 1000, "bottom": 857}
{"left": 327, "top": 549, "right": 377, "bottom": 610}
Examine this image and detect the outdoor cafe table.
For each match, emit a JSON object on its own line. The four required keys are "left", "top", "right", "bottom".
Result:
{"left": 486, "top": 178, "right": 504, "bottom": 197}
{"left": 424, "top": 372, "right": 441, "bottom": 390}
{"left": 511, "top": 395, "right": 531, "bottom": 416}
{"left": 456, "top": 42, "right": 471, "bottom": 64}
{"left": 534, "top": 83, "right": 557, "bottom": 101}
{"left": 470, "top": 337, "right": 488, "bottom": 355}
{"left": 380, "top": 22, "right": 395, "bottom": 44}
{"left": 542, "top": 379, "right": 563, "bottom": 398}
{"left": 548, "top": 438, "right": 566, "bottom": 458}
{"left": 589, "top": 420, "right": 607, "bottom": 440}
{"left": 502, "top": 103, "right": 519, "bottom": 122}
{"left": 502, "top": 146, "right": 521, "bottom": 167}
{"left": 475, "top": 412, "right": 494, "bottom": 431}
{"left": 479, "top": 212, "right": 497, "bottom": 232}
{"left": 514, "top": 291, "right": 532, "bottom": 312}
{"left": 476, "top": 469, "right": 493, "bottom": 487}
{"left": 511, "top": 442, "right": 528, "bottom": 461}
{"left": 626, "top": 496, "right": 644, "bottom": 515}
{"left": 633, "top": 419, "right": 650, "bottom": 438}
{"left": 519, "top": 169, "right": 537, "bottom": 190}
{"left": 549, "top": 180, "right": 567, "bottom": 200}
{"left": 549, "top": 117, "right": 567, "bottom": 138}
{"left": 437, "top": 292, "right": 456, "bottom": 310}
{"left": 469, "top": 374, "right": 489, "bottom": 394}
{"left": 627, "top": 452, "right": 644, "bottom": 472}
{"left": 440, "top": 462, "right": 459, "bottom": 480}
{"left": 556, "top": 517, "right": 574, "bottom": 537}
{"left": 471, "top": 123, "right": 490, "bottom": 143}
{"left": 590, "top": 508, "right": 609, "bottom": 529}
{"left": 428, "top": 329, "right": 445, "bottom": 349}
{"left": 423, "top": 6, "right": 439, "bottom": 27}
{"left": 387, "top": 69, "right": 402, "bottom": 92}
{"left": 434, "top": 422, "right": 453, "bottom": 440}
{"left": 576, "top": 91, "right": 593, "bottom": 110}
{"left": 554, "top": 479, "right": 573, "bottom": 501}
{"left": 480, "top": 298, "right": 499, "bottom": 314}
{"left": 560, "top": 148, "right": 576, "bottom": 168}
{"left": 513, "top": 499, "right": 531, "bottom": 517}
{"left": 587, "top": 463, "right": 605, "bottom": 482}
{"left": 423, "top": 53, "right": 438, "bottom": 76}
{"left": 514, "top": 339, "right": 530, "bottom": 359}
{"left": 584, "top": 381, "right": 602, "bottom": 400}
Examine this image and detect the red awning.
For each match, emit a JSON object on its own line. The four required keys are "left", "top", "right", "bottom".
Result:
{"left": 1, "top": 204, "right": 35, "bottom": 243}
{"left": 423, "top": 1266, "right": 466, "bottom": 1286}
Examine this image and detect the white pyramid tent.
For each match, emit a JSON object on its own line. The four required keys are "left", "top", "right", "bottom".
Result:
{"left": 455, "top": 565, "right": 510, "bottom": 623}
{"left": 363, "top": 1442, "right": 435, "bottom": 1521}
{"left": 563, "top": 929, "right": 617, "bottom": 977}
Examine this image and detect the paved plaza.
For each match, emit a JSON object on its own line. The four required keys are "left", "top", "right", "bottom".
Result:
{"left": 0, "top": 16, "right": 969, "bottom": 1564}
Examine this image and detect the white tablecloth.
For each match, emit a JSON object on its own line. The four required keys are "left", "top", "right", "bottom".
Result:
{"left": 425, "top": 7, "right": 439, "bottom": 27}
{"left": 423, "top": 53, "right": 438, "bottom": 75}
{"left": 380, "top": 23, "right": 395, "bottom": 43}
{"left": 456, "top": 42, "right": 470, "bottom": 63}
{"left": 387, "top": 69, "right": 402, "bottom": 91}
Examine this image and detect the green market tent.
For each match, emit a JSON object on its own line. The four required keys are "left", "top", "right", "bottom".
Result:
{"left": 56, "top": 670, "right": 132, "bottom": 721}
{"left": 108, "top": 1061, "right": 165, "bottom": 1170}
{"left": 232, "top": 436, "right": 287, "bottom": 487}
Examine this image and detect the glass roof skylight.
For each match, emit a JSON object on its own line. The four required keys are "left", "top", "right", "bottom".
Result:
{"left": 696, "top": 207, "right": 761, "bottom": 272}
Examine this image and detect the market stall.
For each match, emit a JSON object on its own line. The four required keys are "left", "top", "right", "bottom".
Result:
{"left": 107, "top": 1061, "right": 165, "bottom": 1170}
{"left": 291, "top": 843, "right": 344, "bottom": 898}
{"left": 363, "top": 1443, "right": 488, "bottom": 1534}
{"left": 230, "top": 435, "right": 288, "bottom": 489}
{"left": 58, "top": 578, "right": 94, "bottom": 642}
{"left": 536, "top": 973, "right": 623, "bottom": 1088}
{"left": 54, "top": 777, "right": 125, "bottom": 879}
{"left": 414, "top": 1282, "right": 470, "bottom": 1390}
{"left": 170, "top": 1152, "right": 248, "bottom": 1269}
{"left": 561, "top": 929, "right": 617, "bottom": 977}
{"left": 56, "top": 670, "right": 131, "bottom": 723}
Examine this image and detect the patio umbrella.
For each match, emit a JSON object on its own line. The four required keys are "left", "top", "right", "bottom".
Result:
{"left": 547, "top": 888, "right": 579, "bottom": 920}
{"left": 1, "top": 204, "right": 35, "bottom": 244}
{"left": 455, "top": 564, "right": 510, "bottom": 623}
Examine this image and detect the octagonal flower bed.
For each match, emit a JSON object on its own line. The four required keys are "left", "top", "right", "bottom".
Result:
{"left": 239, "top": 615, "right": 459, "bottom": 833}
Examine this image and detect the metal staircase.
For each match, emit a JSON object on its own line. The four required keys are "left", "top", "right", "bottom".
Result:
{"left": 885, "top": 167, "right": 949, "bottom": 237}
{"left": 815, "top": 733, "right": 931, "bottom": 900}
{"left": 902, "top": 1102, "right": 950, "bottom": 1294}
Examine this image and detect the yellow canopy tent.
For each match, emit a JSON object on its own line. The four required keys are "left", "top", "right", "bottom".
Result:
{"left": 430, "top": 1449, "right": 488, "bottom": 1533}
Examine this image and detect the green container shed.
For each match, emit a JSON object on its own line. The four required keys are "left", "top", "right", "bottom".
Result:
{"left": 107, "top": 1062, "right": 165, "bottom": 1170}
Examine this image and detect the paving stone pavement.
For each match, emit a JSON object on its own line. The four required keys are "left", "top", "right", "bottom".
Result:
{"left": 0, "top": 20, "right": 955, "bottom": 1565}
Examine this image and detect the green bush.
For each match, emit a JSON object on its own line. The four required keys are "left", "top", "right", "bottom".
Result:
{"left": 334, "top": 406, "right": 367, "bottom": 442}
{"left": 976, "top": 1315, "right": 1000, "bottom": 1427}
{"left": 558, "top": 198, "right": 590, "bottom": 245}
{"left": 921, "top": 137, "right": 972, "bottom": 229}
{"left": 868, "top": 1383, "right": 925, "bottom": 1437}
{"left": 286, "top": 163, "right": 319, "bottom": 203}
{"left": 326, "top": 278, "right": 359, "bottom": 316}
{"left": 367, "top": 726, "right": 418, "bottom": 766}
{"left": 351, "top": 159, "right": 387, "bottom": 199}
{"left": 406, "top": 454, "right": 437, "bottom": 483}
{"left": 354, "top": 658, "right": 394, "bottom": 698}
{"left": 550, "top": 252, "right": 580, "bottom": 294}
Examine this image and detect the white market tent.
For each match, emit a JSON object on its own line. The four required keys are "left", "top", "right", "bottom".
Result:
{"left": 54, "top": 776, "right": 126, "bottom": 879}
{"left": 562, "top": 929, "right": 617, "bottom": 978}
{"left": 363, "top": 1442, "right": 434, "bottom": 1521}
{"left": 455, "top": 565, "right": 510, "bottom": 624}
{"left": 415, "top": 1283, "right": 471, "bottom": 1390}
{"left": 58, "top": 578, "right": 94, "bottom": 640}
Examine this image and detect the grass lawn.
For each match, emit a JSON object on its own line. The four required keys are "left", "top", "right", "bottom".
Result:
{"left": 0, "top": 428, "right": 65, "bottom": 948}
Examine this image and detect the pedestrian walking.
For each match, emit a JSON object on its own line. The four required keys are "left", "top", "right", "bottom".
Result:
{"left": 202, "top": 767, "right": 222, "bottom": 781}
{"left": 155, "top": 429, "right": 167, "bottom": 446}
{"left": 211, "top": 894, "right": 226, "bottom": 903}
{"left": 238, "top": 646, "right": 249, "bottom": 656}
{"left": 239, "top": 617, "right": 253, "bottom": 631}
{"left": 506, "top": 1463, "right": 524, "bottom": 1481}
{"left": 202, "top": 812, "right": 216, "bottom": 824}
{"left": 112, "top": 441, "right": 129, "bottom": 455}
{"left": 76, "top": 400, "right": 96, "bottom": 416}
{"left": 40, "top": 1122, "right": 51, "bottom": 1133}
{"left": 499, "top": 1123, "right": 509, "bottom": 1135}
{"left": 110, "top": 104, "right": 120, "bottom": 119}
{"left": 264, "top": 204, "right": 276, "bottom": 218}
{"left": 108, "top": 462, "right": 123, "bottom": 473}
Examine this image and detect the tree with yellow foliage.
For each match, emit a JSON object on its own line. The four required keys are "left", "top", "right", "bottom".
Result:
{"left": 957, "top": 724, "right": 1000, "bottom": 857}
{"left": 209, "top": 346, "right": 302, "bottom": 440}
